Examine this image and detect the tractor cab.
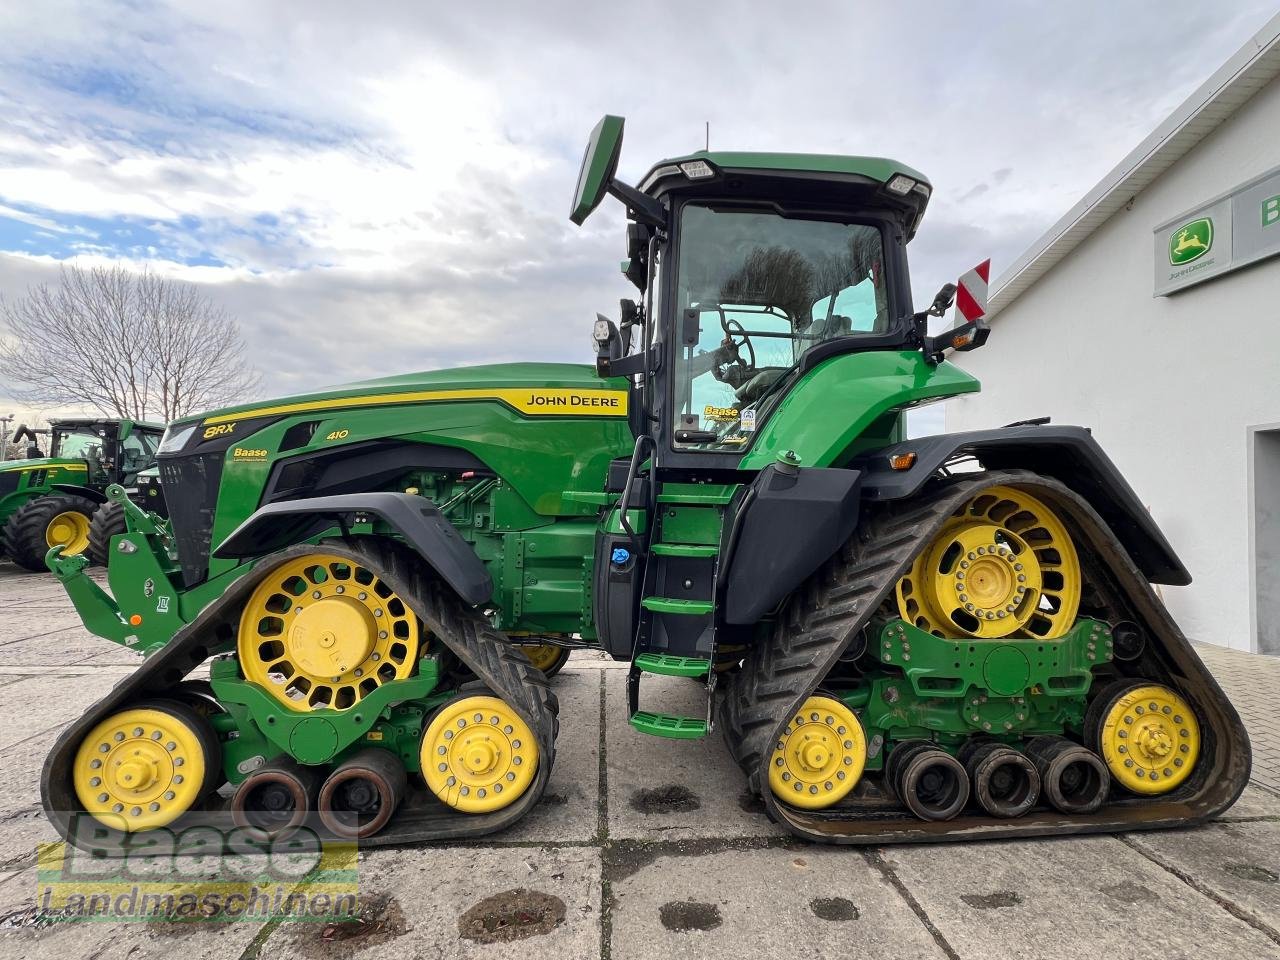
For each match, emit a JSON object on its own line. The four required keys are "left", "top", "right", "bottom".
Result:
{"left": 47, "top": 418, "right": 163, "bottom": 487}
{"left": 571, "top": 116, "right": 987, "bottom": 738}
{"left": 573, "top": 116, "right": 940, "bottom": 472}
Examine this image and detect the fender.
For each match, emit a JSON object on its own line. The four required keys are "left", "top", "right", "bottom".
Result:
{"left": 852, "top": 424, "right": 1190, "bottom": 586}
{"left": 213, "top": 492, "right": 493, "bottom": 605}
{"left": 51, "top": 483, "right": 108, "bottom": 504}
{"left": 721, "top": 464, "right": 863, "bottom": 624}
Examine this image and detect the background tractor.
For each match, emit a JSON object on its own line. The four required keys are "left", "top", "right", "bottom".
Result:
{"left": 41, "top": 116, "right": 1248, "bottom": 848}
{"left": 0, "top": 417, "right": 163, "bottom": 571}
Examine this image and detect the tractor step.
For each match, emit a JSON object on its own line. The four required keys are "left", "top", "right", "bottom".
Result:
{"left": 634, "top": 653, "right": 711, "bottom": 677}
{"left": 640, "top": 597, "right": 713, "bottom": 615}
{"left": 650, "top": 542, "right": 718, "bottom": 558}
{"left": 628, "top": 711, "right": 709, "bottom": 739}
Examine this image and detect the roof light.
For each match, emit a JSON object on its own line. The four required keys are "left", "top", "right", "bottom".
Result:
{"left": 679, "top": 160, "right": 715, "bottom": 179}
{"left": 886, "top": 174, "right": 916, "bottom": 195}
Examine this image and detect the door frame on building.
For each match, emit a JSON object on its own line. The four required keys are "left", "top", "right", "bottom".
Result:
{"left": 1248, "top": 421, "right": 1280, "bottom": 655}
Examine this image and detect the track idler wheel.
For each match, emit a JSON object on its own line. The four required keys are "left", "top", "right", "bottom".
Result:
{"left": 1025, "top": 736, "right": 1109, "bottom": 814}
{"left": 72, "top": 700, "right": 220, "bottom": 832}
{"left": 961, "top": 742, "right": 1040, "bottom": 818}
{"left": 517, "top": 642, "right": 572, "bottom": 679}
{"left": 232, "top": 759, "right": 320, "bottom": 840}
{"left": 318, "top": 749, "right": 407, "bottom": 839}
{"left": 1085, "top": 681, "right": 1200, "bottom": 795}
{"left": 888, "top": 741, "right": 970, "bottom": 821}
{"left": 420, "top": 694, "right": 538, "bottom": 813}
{"left": 768, "top": 696, "right": 867, "bottom": 809}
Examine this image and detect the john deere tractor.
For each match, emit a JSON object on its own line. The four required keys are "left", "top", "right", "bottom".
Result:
{"left": 0, "top": 417, "right": 163, "bottom": 571}
{"left": 41, "top": 116, "right": 1248, "bottom": 847}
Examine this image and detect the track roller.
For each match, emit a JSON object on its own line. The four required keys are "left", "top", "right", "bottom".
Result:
{"left": 888, "top": 741, "right": 970, "bottom": 821}
{"left": 420, "top": 694, "right": 539, "bottom": 813}
{"left": 232, "top": 758, "right": 320, "bottom": 840}
{"left": 962, "top": 742, "right": 1040, "bottom": 818}
{"left": 1085, "top": 680, "right": 1199, "bottom": 795}
{"left": 1025, "top": 736, "right": 1109, "bottom": 814}
{"left": 318, "top": 749, "right": 407, "bottom": 839}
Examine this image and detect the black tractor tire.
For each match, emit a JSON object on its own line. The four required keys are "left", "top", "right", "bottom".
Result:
{"left": 2, "top": 494, "right": 100, "bottom": 572}
{"left": 87, "top": 500, "right": 127, "bottom": 567}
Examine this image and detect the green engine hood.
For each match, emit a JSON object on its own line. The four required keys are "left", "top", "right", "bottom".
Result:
{"left": 182, "top": 362, "right": 626, "bottom": 428}
{"left": 0, "top": 457, "right": 86, "bottom": 473}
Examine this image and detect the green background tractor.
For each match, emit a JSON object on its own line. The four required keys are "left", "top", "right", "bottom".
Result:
{"left": 40, "top": 116, "right": 1248, "bottom": 848}
{"left": 1, "top": 417, "right": 163, "bottom": 571}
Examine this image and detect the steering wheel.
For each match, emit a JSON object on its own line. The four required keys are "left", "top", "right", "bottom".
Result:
{"left": 711, "top": 317, "right": 757, "bottom": 384}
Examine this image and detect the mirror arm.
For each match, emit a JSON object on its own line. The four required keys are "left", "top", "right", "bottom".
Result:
{"left": 606, "top": 180, "right": 666, "bottom": 229}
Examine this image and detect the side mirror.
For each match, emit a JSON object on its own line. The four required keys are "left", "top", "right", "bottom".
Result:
{"left": 593, "top": 314, "right": 624, "bottom": 377}
{"left": 570, "top": 116, "right": 625, "bottom": 226}
{"left": 929, "top": 283, "right": 957, "bottom": 317}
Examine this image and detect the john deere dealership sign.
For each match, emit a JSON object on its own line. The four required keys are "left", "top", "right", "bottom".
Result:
{"left": 1155, "top": 165, "right": 1280, "bottom": 295}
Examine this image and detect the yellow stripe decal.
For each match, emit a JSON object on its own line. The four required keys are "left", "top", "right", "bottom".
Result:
{"left": 7, "top": 464, "right": 88, "bottom": 472}
{"left": 201, "top": 387, "right": 629, "bottom": 427}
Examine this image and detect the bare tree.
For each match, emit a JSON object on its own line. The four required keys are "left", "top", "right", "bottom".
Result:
{"left": 0, "top": 265, "right": 261, "bottom": 422}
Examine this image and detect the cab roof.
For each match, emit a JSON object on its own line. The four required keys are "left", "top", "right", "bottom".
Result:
{"left": 638, "top": 151, "right": 933, "bottom": 237}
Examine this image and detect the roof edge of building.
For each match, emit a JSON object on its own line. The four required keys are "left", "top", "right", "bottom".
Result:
{"left": 987, "top": 11, "right": 1280, "bottom": 321}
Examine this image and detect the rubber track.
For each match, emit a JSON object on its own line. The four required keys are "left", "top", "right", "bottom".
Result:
{"left": 41, "top": 537, "right": 558, "bottom": 849}
{"left": 720, "top": 468, "right": 1251, "bottom": 844}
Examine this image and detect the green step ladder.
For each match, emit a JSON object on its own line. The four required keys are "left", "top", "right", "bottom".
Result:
{"left": 626, "top": 652, "right": 712, "bottom": 739}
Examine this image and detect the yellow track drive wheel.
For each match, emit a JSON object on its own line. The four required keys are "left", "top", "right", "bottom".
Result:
{"left": 769, "top": 696, "right": 866, "bottom": 809}
{"left": 237, "top": 553, "right": 420, "bottom": 712}
{"left": 420, "top": 695, "right": 538, "bottom": 813}
{"left": 1088, "top": 681, "right": 1200, "bottom": 795}
{"left": 46, "top": 509, "right": 92, "bottom": 554}
{"left": 518, "top": 642, "right": 572, "bottom": 679}
{"left": 73, "top": 701, "right": 219, "bottom": 831}
{"left": 896, "top": 485, "right": 1081, "bottom": 640}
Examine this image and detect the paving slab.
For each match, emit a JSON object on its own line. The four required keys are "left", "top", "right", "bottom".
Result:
{"left": 1125, "top": 820, "right": 1280, "bottom": 938}
{"left": 0, "top": 617, "right": 86, "bottom": 645}
{"left": 603, "top": 670, "right": 783, "bottom": 841}
{"left": 258, "top": 844, "right": 602, "bottom": 959}
{"left": 0, "top": 861, "right": 274, "bottom": 960}
{"left": 608, "top": 843, "right": 946, "bottom": 960}
{"left": 886, "top": 833, "right": 1280, "bottom": 959}
{"left": 0, "top": 630, "right": 126, "bottom": 666}
{"left": 1218, "top": 784, "right": 1280, "bottom": 821}
{"left": 0, "top": 676, "right": 119, "bottom": 750}
{"left": 501, "top": 666, "right": 601, "bottom": 843}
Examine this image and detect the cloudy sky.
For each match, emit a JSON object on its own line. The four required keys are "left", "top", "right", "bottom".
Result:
{"left": 0, "top": 1, "right": 1275, "bottom": 425}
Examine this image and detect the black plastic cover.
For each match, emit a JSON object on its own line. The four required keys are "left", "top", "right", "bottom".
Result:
{"left": 852, "top": 424, "right": 1190, "bottom": 586}
{"left": 722, "top": 464, "right": 862, "bottom": 624}
{"left": 213, "top": 492, "right": 493, "bottom": 605}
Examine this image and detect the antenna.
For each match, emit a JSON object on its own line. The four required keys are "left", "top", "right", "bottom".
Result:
{"left": 705, "top": 121, "right": 709, "bottom": 151}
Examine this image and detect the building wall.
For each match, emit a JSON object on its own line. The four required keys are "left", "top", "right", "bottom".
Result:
{"left": 947, "top": 75, "right": 1280, "bottom": 651}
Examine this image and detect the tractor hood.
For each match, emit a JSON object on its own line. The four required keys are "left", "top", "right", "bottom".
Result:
{"left": 0, "top": 457, "right": 86, "bottom": 473}
{"left": 176, "top": 362, "right": 628, "bottom": 430}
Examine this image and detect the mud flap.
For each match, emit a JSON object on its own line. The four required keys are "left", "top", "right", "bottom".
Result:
{"left": 720, "top": 469, "right": 1251, "bottom": 844}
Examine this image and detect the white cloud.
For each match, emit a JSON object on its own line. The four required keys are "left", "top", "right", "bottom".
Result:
{"left": 0, "top": 1, "right": 1276, "bottom": 422}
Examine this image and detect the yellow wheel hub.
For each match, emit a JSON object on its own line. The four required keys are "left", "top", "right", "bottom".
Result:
{"left": 1097, "top": 684, "right": 1199, "bottom": 794}
{"left": 520, "top": 643, "right": 565, "bottom": 673}
{"left": 420, "top": 695, "right": 538, "bottom": 814}
{"left": 237, "top": 554, "right": 420, "bottom": 712}
{"left": 768, "top": 696, "right": 866, "bottom": 809}
{"left": 73, "top": 707, "right": 207, "bottom": 831}
{"left": 896, "top": 485, "right": 1081, "bottom": 639}
{"left": 46, "top": 510, "right": 90, "bottom": 554}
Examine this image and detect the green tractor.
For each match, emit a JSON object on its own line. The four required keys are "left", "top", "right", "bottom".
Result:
{"left": 41, "top": 116, "right": 1248, "bottom": 847}
{"left": 1, "top": 417, "right": 163, "bottom": 571}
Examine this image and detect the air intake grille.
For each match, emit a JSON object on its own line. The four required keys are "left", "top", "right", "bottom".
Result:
{"left": 158, "top": 452, "right": 224, "bottom": 587}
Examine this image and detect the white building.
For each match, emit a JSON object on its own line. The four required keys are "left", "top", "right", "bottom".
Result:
{"left": 947, "top": 14, "right": 1280, "bottom": 654}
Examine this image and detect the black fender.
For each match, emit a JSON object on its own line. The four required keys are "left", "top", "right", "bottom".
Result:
{"left": 213, "top": 492, "right": 493, "bottom": 605}
{"left": 851, "top": 424, "right": 1190, "bottom": 586}
{"left": 51, "top": 483, "right": 108, "bottom": 504}
{"left": 721, "top": 464, "right": 863, "bottom": 624}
